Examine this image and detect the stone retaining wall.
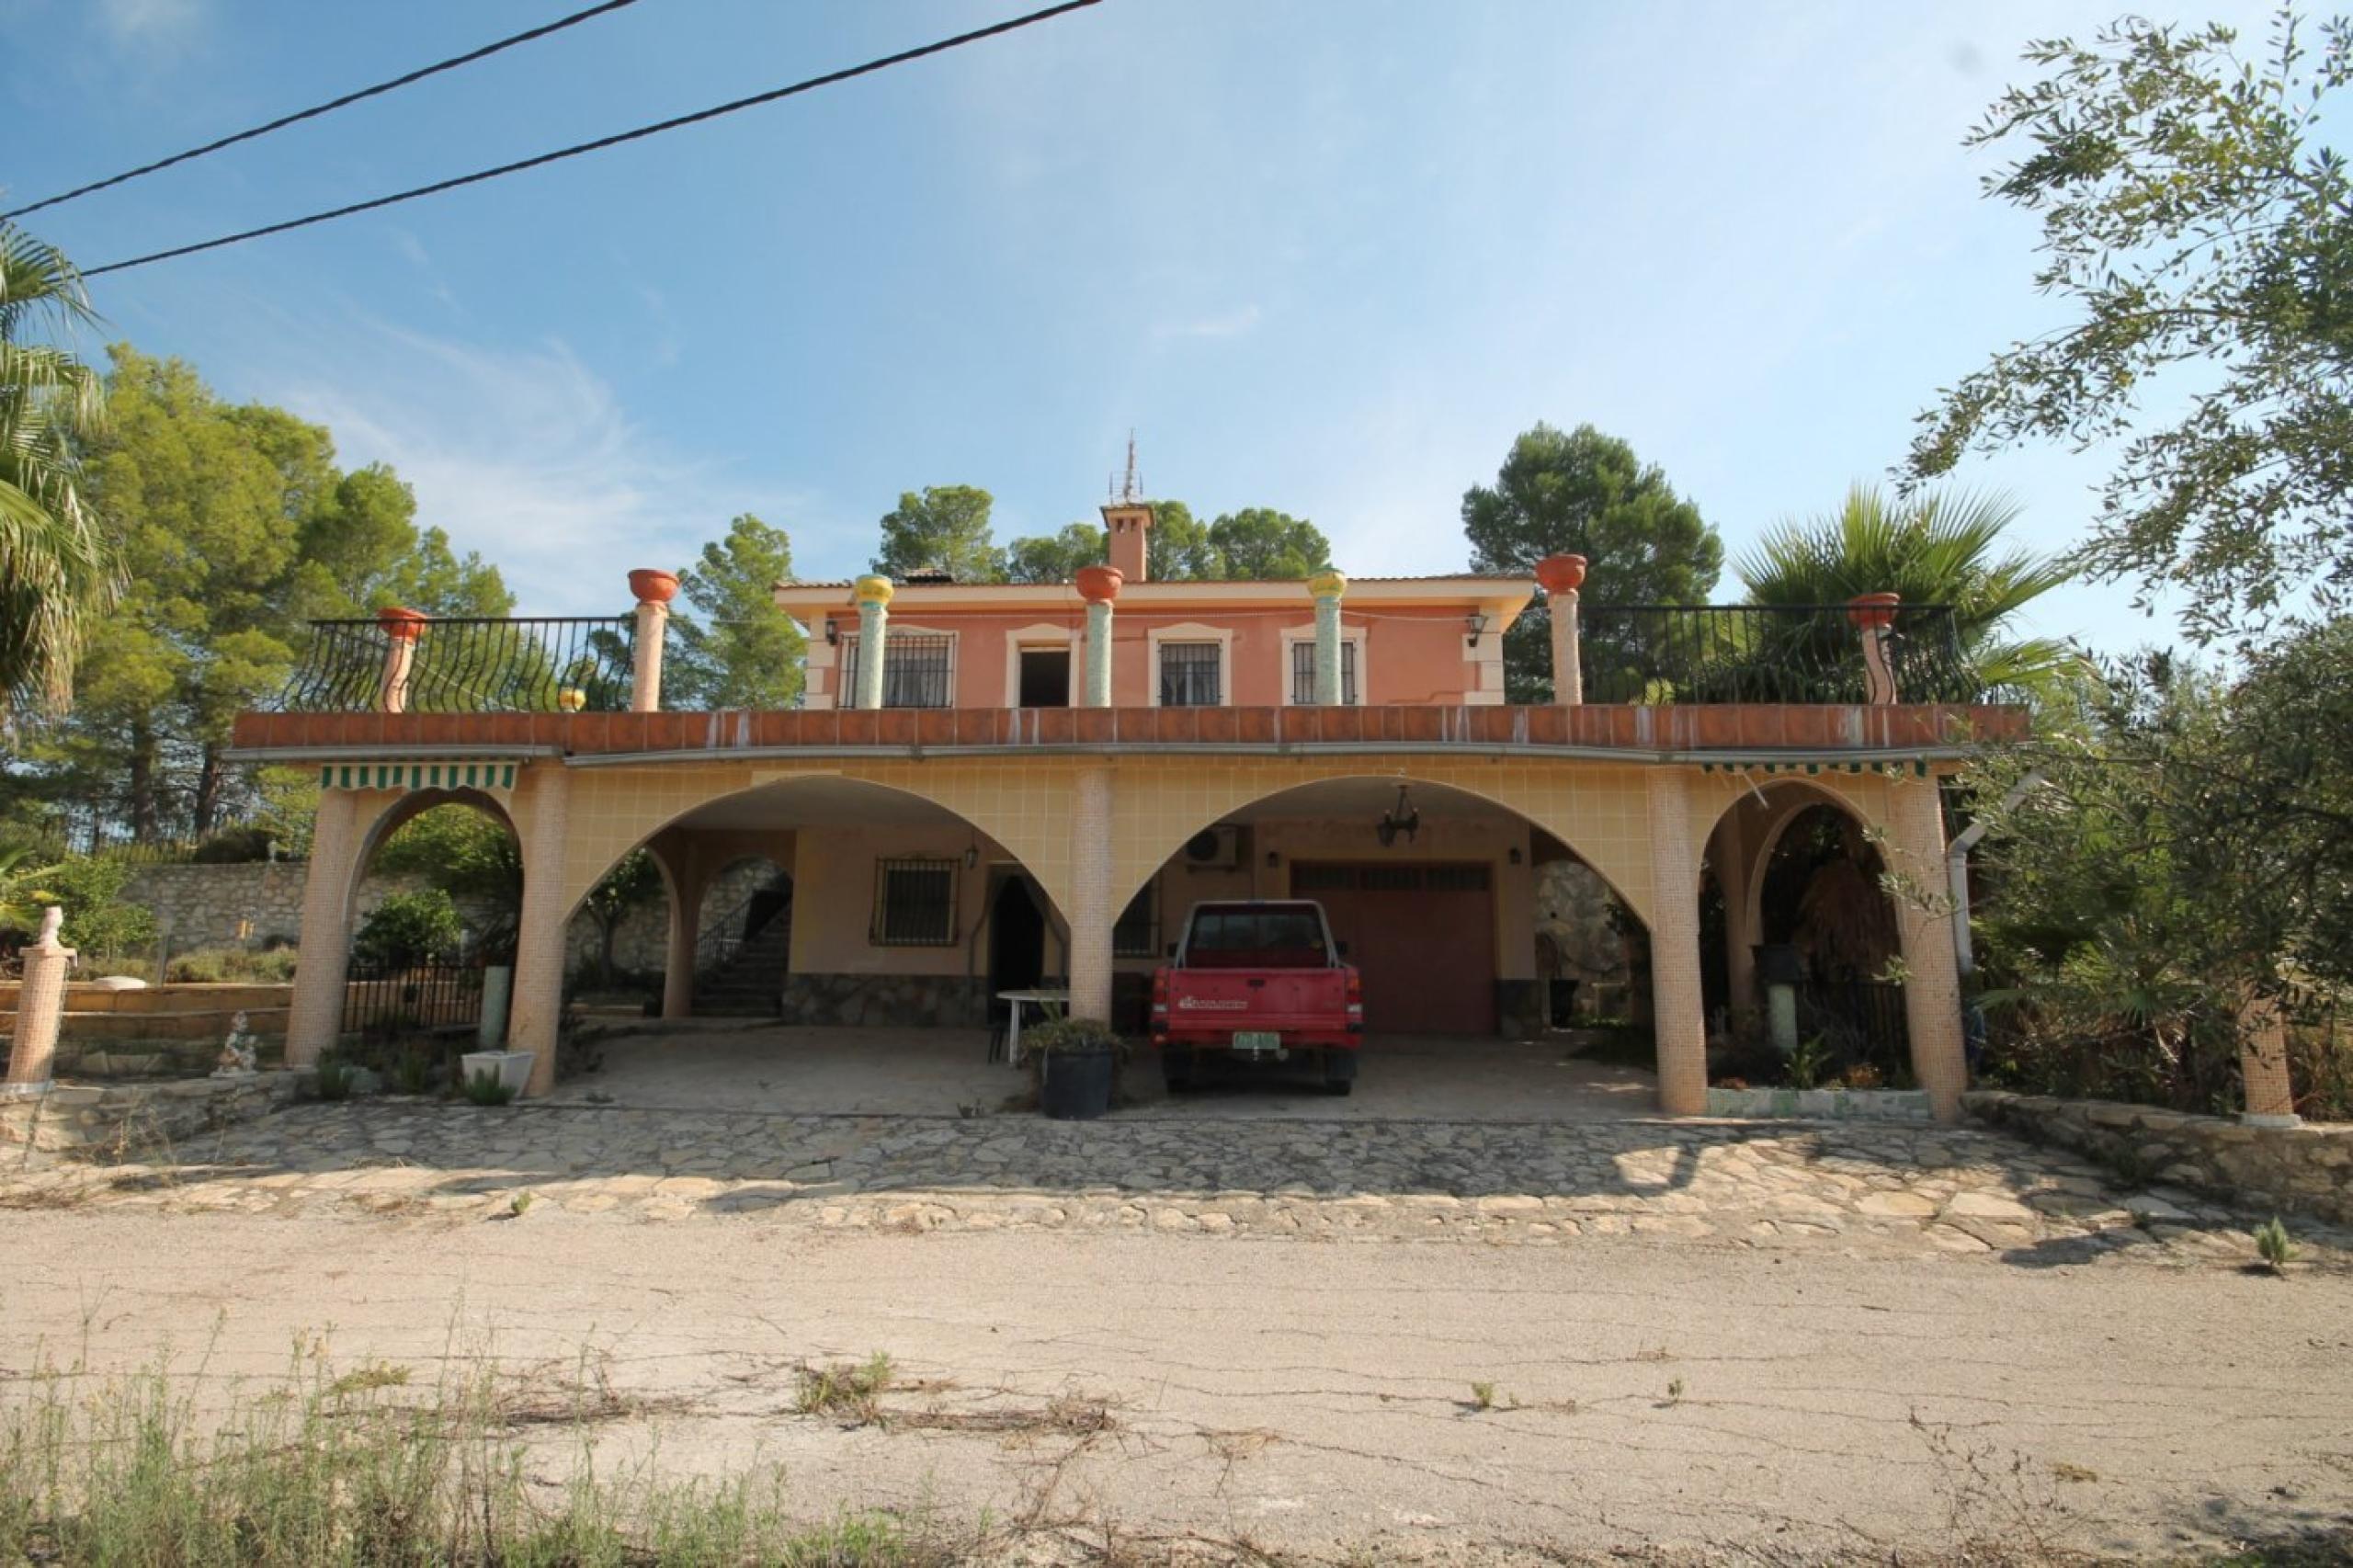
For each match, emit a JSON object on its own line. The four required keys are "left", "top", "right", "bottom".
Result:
{"left": 1, "top": 1072, "right": 300, "bottom": 1165}
{"left": 1707, "top": 1085, "right": 1934, "bottom": 1121}
{"left": 1965, "top": 1089, "right": 2353, "bottom": 1224}
{"left": 779, "top": 973, "right": 990, "bottom": 1028}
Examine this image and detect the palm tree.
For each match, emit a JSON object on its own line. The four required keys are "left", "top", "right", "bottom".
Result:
{"left": 0, "top": 223, "right": 118, "bottom": 725}
{"left": 1735, "top": 484, "right": 2086, "bottom": 699}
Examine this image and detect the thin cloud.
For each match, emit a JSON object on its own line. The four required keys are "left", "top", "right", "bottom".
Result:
{"left": 269, "top": 322, "right": 818, "bottom": 615}
{"left": 97, "top": 0, "right": 203, "bottom": 48}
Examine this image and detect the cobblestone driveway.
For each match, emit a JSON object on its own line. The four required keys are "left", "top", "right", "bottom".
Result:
{"left": 9, "top": 1099, "right": 2347, "bottom": 1267}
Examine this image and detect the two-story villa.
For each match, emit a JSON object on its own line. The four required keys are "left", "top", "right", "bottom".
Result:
{"left": 232, "top": 485, "right": 2021, "bottom": 1120}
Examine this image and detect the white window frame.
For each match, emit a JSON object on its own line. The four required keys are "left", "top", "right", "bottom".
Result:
{"left": 1146, "top": 622, "right": 1233, "bottom": 708}
{"left": 1002, "top": 622, "right": 1080, "bottom": 708}
{"left": 839, "top": 624, "right": 960, "bottom": 708}
{"left": 1279, "top": 621, "right": 1369, "bottom": 706}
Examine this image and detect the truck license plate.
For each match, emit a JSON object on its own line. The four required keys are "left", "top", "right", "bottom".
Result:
{"left": 1233, "top": 1031, "right": 1281, "bottom": 1053}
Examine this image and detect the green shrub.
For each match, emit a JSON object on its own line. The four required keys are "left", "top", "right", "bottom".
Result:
{"left": 1023, "top": 1017, "right": 1123, "bottom": 1055}
{"left": 391, "top": 1049, "right": 435, "bottom": 1096}
{"left": 353, "top": 889, "right": 464, "bottom": 968}
{"left": 164, "top": 946, "right": 299, "bottom": 984}
{"left": 313, "top": 1056, "right": 355, "bottom": 1102}
{"left": 189, "top": 826, "right": 278, "bottom": 864}
{"left": 463, "top": 1068, "right": 517, "bottom": 1107}
{"left": 12, "top": 857, "right": 157, "bottom": 958}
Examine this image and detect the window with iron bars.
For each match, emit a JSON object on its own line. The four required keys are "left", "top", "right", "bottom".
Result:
{"left": 1159, "top": 642, "right": 1222, "bottom": 707}
{"left": 838, "top": 632, "right": 954, "bottom": 708}
{"left": 1112, "top": 879, "right": 1158, "bottom": 958}
{"left": 870, "top": 858, "right": 958, "bottom": 946}
{"left": 1289, "top": 639, "right": 1359, "bottom": 704}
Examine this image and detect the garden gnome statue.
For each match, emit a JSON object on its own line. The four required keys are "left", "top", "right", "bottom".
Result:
{"left": 6, "top": 906, "right": 75, "bottom": 1093}
{"left": 213, "top": 1010, "right": 258, "bottom": 1077}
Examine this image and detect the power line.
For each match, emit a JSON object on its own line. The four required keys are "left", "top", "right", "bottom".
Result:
{"left": 2, "top": 0, "right": 650, "bottom": 223}
{"left": 80, "top": 0, "right": 1108, "bottom": 278}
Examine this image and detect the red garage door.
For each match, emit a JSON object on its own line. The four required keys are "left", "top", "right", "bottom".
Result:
{"left": 1291, "top": 862, "right": 1496, "bottom": 1036}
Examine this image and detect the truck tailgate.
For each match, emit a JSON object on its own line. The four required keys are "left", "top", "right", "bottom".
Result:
{"left": 1166, "top": 969, "right": 1347, "bottom": 1035}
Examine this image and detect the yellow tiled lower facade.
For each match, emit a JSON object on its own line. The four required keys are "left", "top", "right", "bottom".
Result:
{"left": 280, "top": 752, "right": 1970, "bottom": 1119}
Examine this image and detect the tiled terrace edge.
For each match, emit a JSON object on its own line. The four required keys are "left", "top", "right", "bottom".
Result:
{"left": 232, "top": 702, "right": 2027, "bottom": 759}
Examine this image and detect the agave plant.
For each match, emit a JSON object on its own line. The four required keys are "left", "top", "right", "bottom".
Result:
{"left": 1737, "top": 484, "right": 2088, "bottom": 700}
{"left": 0, "top": 222, "right": 119, "bottom": 725}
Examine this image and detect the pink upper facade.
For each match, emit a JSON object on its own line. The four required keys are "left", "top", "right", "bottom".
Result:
{"left": 775, "top": 575, "right": 1536, "bottom": 711}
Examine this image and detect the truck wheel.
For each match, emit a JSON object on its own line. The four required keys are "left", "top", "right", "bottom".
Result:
{"left": 1162, "top": 1050, "right": 1196, "bottom": 1092}
{"left": 1322, "top": 1077, "right": 1354, "bottom": 1096}
{"left": 1322, "top": 1051, "right": 1357, "bottom": 1096}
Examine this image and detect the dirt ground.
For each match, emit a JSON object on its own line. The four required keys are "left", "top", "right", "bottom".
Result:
{"left": 8, "top": 1207, "right": 2351, "bottom": 1562}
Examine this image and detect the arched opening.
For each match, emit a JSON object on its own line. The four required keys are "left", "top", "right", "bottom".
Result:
{"left": 690, "top": 854, "right": 795, "bottom": 1017}
{"left": 563, "top": 773, "right": 1067, "bottom": 1039}
{"left": 338, "top": 790, "right": 523, "bottom": 1084}
{"left": 1701, "top": 783, "right": 1910, "bottom": 1088}
{"left": 1120, "top": 773, "right": 1657, "bottom": 1112}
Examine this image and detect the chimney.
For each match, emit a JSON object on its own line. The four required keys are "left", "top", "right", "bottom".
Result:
{"left": 1101, "top": 431, "right": 1152, "bottom": 581}
{"left": 1104, "top": 499, "right": 1153, "bottom": 582}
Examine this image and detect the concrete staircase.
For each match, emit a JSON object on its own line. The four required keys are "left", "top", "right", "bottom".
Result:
{"left": 693, "top": 915, "right": 790, "bottom": 1017}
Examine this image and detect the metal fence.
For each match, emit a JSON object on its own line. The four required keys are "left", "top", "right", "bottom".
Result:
{"left": 342, "top": 960, "right": 485, "bottom": 1041}
{"left": 280, "top": 617, "right": 635, "bottom": 713}
{"left": 1799, "top": 981, "right": 1912, "bottom": 1076}
{"left": 838, "top": 632, "right": 954, "bottom": 708}
{"left": 1575, "top": 604, "right": 1980, "bottom": 705}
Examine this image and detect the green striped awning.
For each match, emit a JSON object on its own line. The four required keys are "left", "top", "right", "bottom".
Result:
{"left": 1698, "top": 758, "right": 1931, "bottom": 778}
{"left": 320, "top": 759, "right": 520, "bottom": 792}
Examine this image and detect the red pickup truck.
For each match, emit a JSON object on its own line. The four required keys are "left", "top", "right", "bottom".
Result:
{"left": 1150, "top": 900, "right": 1364, "bottom": 1095}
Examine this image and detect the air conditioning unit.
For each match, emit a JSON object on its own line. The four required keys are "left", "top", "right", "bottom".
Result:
{"left": 1180, "top": 824, "right": 1243, "bottom": 870}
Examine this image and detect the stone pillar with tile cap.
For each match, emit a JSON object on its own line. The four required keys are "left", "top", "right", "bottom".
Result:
{"left": 1884, "top": 772, "right": 1968, "bottom": 1121}
{"left": 2239, "top": 991, "right": 2301, "bottom": 1127}
{"left": 1536, "top": 554, "right": 1586, "bottom": 705}
{"left": 1067, "top": 767, "right": 1116, "bottom": 1023}
{"left": 1644, "top": 768, "right": 1709, "bottom": 1115}
{"left": 377, "top": 606, "right": 428, "bottom": 713}
{"left": 5, "top": 907, "right": 74, "bottom": 1095}
{"left": 1308, "top": 569, "right": 1347, "bottom": 704}
{"left": 1075, "top": 564, "right": 1121, "bottom": 708}
{"left": 628, "top": 568, "right": 679, "bottom": 714}
{"left": 852, "top": 574, "right": 893, "bottom": 710}
{"left": 1850, "top": 593, "right": 1902, "bottom": 705}
{"left": 506, "top": 764, "right": 574, "bottom": 1097}
{"left": 284, "top": 788, "right": 363, "bottom": 1070}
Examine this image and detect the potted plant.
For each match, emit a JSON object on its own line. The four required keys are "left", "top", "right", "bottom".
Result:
{"left": 1029, "top": 1017, "right": 1124, "bottom": 1120}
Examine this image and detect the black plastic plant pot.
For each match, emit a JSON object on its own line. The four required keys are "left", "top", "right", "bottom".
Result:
{"left": 1039, "top": 1046, "right": 1117, "bottom": 1120}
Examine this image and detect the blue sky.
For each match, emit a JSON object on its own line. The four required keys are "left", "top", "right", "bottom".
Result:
{"left": 0, "top": 0, "right": 2282, "bottom": 644}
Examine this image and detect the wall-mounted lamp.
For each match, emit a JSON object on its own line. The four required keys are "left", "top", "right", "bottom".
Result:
{"left": 1266, "top": 849, "right": 1281, "bottom": 869}
{"left": 824, "top": 618, "right": 840, "bottom": 646}
{"left": 1508, "top": 846, "right": 1523, "bottom": 866}
{"left": 1465, "top": 610, "right": 1491, "bottom": 648}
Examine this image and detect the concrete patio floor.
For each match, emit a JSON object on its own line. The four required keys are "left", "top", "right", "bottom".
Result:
{"left": 542, "top": 1022, "right": 1661, "bottom": 1121}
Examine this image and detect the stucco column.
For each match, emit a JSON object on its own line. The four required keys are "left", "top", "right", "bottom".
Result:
{"left": 658, "top": 839, "right": 700, "bottom": 1022}
{"left": 2239, "top": 992, "right": 2301, "bottom": 1126}
{"left": 6, "top": 909, "right": 75, "bottom": 1093}
{"left": 1713, "top": 808, "right": 1758, "bottom": 1016}
{"left": 853, "top": 574, "right": 892, "bottom": 710}
{"left": 628, "top": 569, "right": 679, "bottom": 713}
{"left": 284, "top": 789, "right": 363, "bottom": 1070}
{"left": 1883, "top": 773, "right": 1967, "bottom": 1121}
{"left": 1075, "top": 564, "right": 1121, "bottom": 708}
{"left": 1644, "top": 768, "right": 1708, "bottom": 1115}
{"left": 377, "top": 607, "right": 427, "bottom": 713}
{"left": 1307, "top": 570, "right": 1347, "bottom": 703}
{"left": 1067, "top": 767, "right": 1116, "bottom": 1023}
{"left": 1850, "top": 593, "right": 1901, "bottom": 705}
{"left": 1536, "top": 554, "right": 1586, "bottom": 706}
{"left": 506, "top": 764, "right": 574, "bottom": 1097}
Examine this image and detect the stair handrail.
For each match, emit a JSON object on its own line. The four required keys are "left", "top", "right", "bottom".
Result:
{"left": 694, "top": 873, "right": 791, "bottom": 976}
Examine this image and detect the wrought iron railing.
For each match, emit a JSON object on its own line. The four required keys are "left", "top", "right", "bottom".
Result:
{"left": 1575, "top": 604, "right": 1979, "bottom": 705}
{"left": 1799, "top": 980, "right": 1913, "bottom": 1080}
{"left": 693, "top": 873, "right": 792, "bottom": 975}
{"left": 280, "top": 617, "right": 635, "bottom": 713}
{"left": 342, "top": 959, "right": 485, "bottom": 1041}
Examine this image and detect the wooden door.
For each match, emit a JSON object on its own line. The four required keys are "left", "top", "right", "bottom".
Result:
{"left": 1290, "top": 862, "right": 1497, "bottom": 1035}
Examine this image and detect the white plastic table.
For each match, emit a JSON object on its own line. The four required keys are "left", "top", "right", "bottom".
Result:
{"left": 995, "top": 988, "right": 1070, "bottom": 1065}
